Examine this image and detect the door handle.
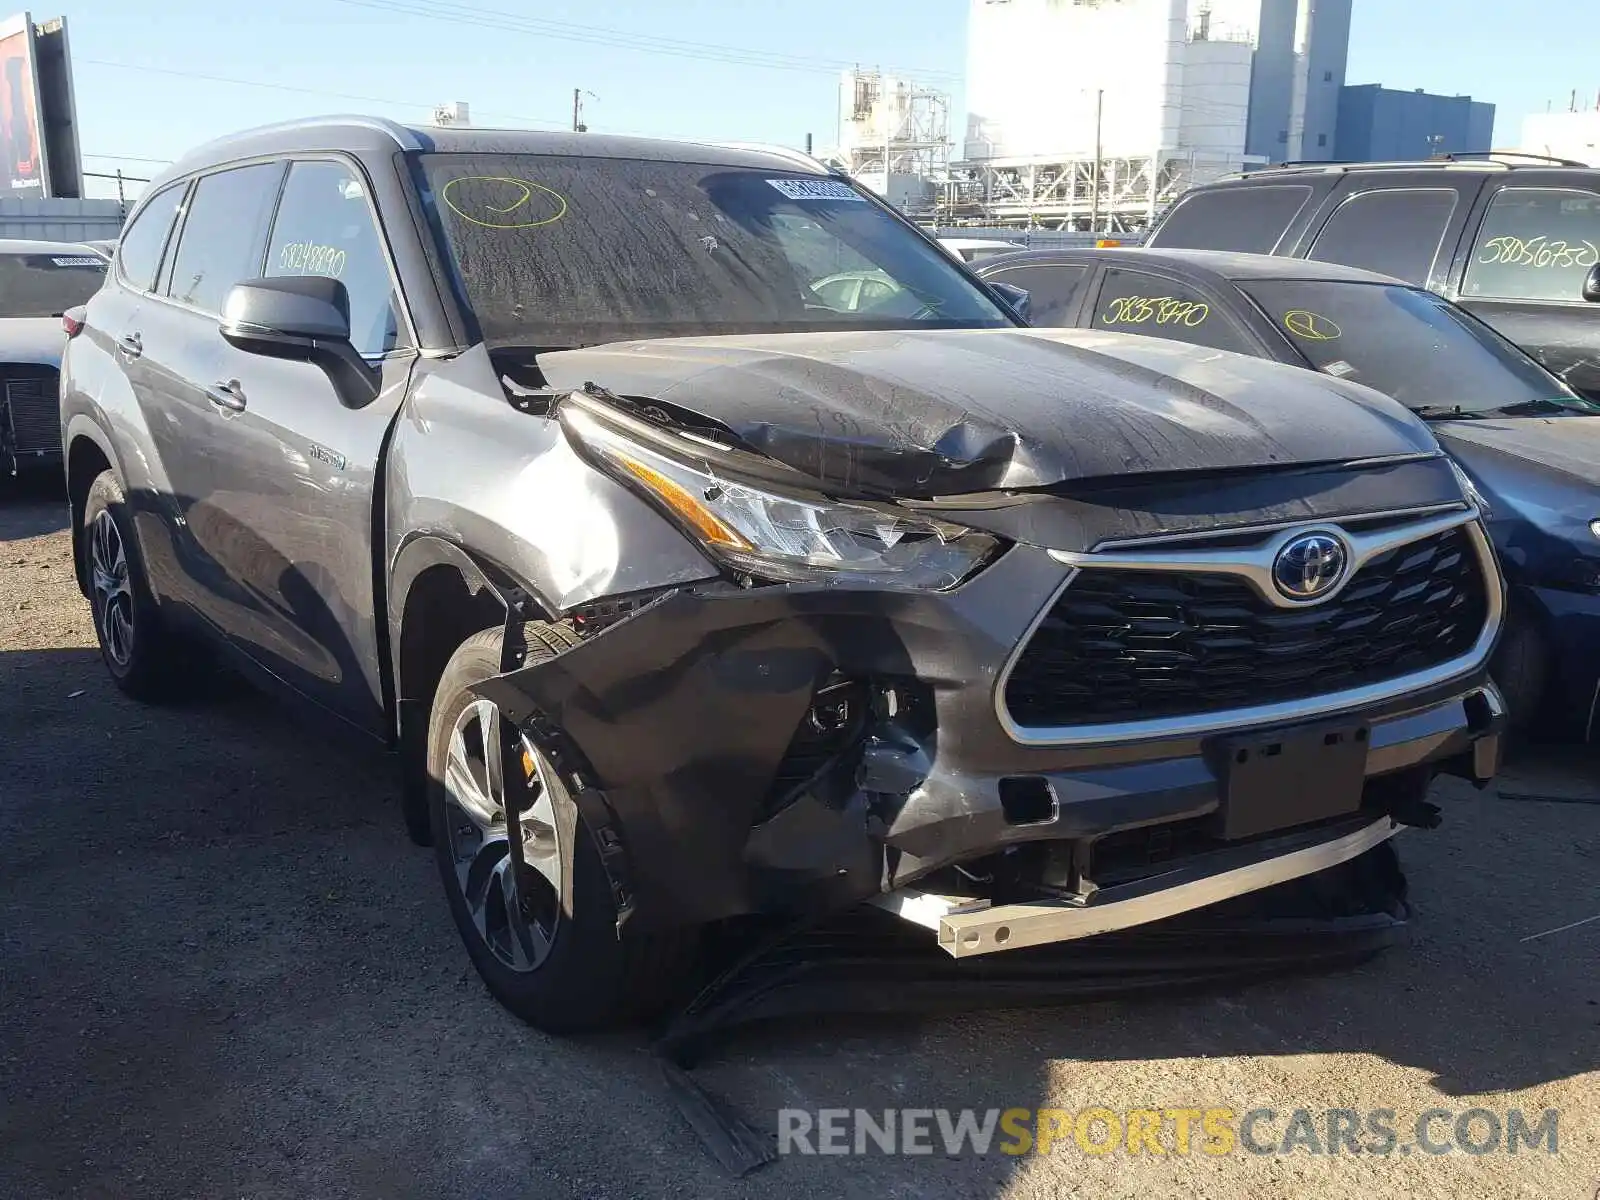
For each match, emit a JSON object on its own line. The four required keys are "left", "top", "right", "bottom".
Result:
{"left": 116, "top": 332, "right": 142, "bottom": 360}
{"left": 204, "top": 379, "right": 247, "bottom": 413}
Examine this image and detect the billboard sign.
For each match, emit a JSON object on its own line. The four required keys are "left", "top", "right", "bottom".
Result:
{"left": 0, "top": 12, "right": 79, "bottom": 199}
{"left": 32, "top": 15, "right": 82, "bottom": 197}
{"left": 0, "top": 11, "right": 44, "bottom": 198}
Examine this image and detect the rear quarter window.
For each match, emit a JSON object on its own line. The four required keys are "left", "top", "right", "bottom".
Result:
{"left": 1148, "top": 185, "right": 1313, "bottom": 254}
{"left": 115, "top": 184, "right": 185, "bottom": 293}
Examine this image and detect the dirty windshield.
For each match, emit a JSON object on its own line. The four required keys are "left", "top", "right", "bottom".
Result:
{"left": 1242, "top": 279, "right": 1599, "bottom": 418}
{"left": 416, "top": 152, "right": 1012, "bottom": 349}
{"left": 0, "top": 252, "right": 106, "bottom": 319}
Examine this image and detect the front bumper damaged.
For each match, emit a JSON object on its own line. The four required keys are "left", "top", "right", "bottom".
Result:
{"left": 473, "top": 532, "right": 1506, "bottom": 949}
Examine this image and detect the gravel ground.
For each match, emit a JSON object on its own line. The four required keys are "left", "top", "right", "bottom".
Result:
{"left": 2, "top": 478, "right": 1597, "bottom": 1200}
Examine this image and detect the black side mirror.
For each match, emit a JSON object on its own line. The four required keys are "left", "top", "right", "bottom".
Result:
{"left": 989, "top": 281, "right": 1033, "bottom": 323}
{"left": 220, "top": 276, "right": 378, "bottom": 407}
{"left": 1583, "top": 264, "right": 1600, "bottom": 304}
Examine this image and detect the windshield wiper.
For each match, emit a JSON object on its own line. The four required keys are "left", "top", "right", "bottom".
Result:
{"left": 1409, "top": 404, "right": 1489, "bottom": 421}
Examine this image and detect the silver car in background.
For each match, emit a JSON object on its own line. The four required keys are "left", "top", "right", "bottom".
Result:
{"left": 0, "top": 238, "right": 107, "bottom": 476}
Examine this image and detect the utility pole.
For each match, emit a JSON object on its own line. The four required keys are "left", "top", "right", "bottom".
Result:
{"left": 572, "top": 88, "right": 589, "bottom": 133}
{"left": 1090, "top": 88, "right": 1104, "bottom": 234}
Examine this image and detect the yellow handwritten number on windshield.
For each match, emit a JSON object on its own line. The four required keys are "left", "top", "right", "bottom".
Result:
{"left": 1477, "top": 235, "right": 1599, "bottom": 269}
{"left": 442, "top": 176, "right": 569, "bottom": 230}
{"left": 1102, "top": 295, "right": 1210, "bottom": 328}
{"left": 1284, "top": 311, "right": 1342, "bottom": 340}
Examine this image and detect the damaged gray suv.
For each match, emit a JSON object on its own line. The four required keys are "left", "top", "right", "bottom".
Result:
{"left": 61, "top": 118, "right": 1506, "bottom": 1033}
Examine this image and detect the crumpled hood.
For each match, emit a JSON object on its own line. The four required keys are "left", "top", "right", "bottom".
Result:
{"left": 0, "top": 317, "right": 65, "bottom": 368}
{"left": 537, "top": 327, "right": 1435, "bottom": 496}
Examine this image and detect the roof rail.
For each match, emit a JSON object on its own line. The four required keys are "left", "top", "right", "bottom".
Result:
{"left": 1235, "top": 151, "right": 1594, "bottom": 179}
{"left": 1437, "top": 149, "right": 1591, "bottom": 167}
{"left": 1264, "top": 159, "right": 1359, "bottom": 169}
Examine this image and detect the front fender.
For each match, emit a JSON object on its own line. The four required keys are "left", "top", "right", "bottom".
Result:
{"left": 384, "top": 346, "right": 720, "bottom": 619}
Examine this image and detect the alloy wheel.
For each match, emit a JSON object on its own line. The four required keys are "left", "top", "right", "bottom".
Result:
{"left": 89, "top": 510, "right": 135, "bottom": 668}
{"left": 442, "top": 698, "right": 563, "bottom": 972}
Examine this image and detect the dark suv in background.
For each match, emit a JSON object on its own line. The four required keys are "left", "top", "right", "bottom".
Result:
{"left": 1146, "top": 156, "right": 1600, "bottom": 400}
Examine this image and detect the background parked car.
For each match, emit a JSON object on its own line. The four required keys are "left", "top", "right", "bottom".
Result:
{"left": 1143, "top": 155, "right": 1600, "bottom": 403}
{"left": 0, "top": 238, "right": 107, "bottom": 478}
{"left": 977, "top": 245, "right": 1600, "bottom": 737}
{"left": 936, "top": 236, "right": 1023, "bottom": 264}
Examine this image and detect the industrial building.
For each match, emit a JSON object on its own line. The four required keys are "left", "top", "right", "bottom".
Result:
{"left": 1520, "top": 106, "right": 1600, "bottom": 166}
{"left": 1334, "top": 85, "right": 1495, "bottom": 163}
{"left": 940, "top": 0, "right": 1352, "bottom": 230}
{"left": 832, "top": 70, "right": 953, "bottom": 212}
{"left": 837, "top": 0, "right": 1505, "bottom": 232}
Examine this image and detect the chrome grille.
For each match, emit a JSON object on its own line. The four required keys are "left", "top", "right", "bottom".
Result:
{"left": 1005, "top": 524, "right": 1489, "bottom": 728}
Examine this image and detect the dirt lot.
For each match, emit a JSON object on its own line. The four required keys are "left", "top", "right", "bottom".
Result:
{"left": 2, "top": 479, "right": 1597, "bottom": 1200}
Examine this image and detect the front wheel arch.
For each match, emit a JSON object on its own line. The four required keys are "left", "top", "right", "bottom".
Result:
{"left": 65, "top": 430, "right": 116, "bottom": 597}
{"left": 390, "top": 537, "right": 557, "bottom": 845}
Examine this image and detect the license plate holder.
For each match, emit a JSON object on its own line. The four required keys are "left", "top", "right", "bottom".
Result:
{"left": 1212, "top": 718, "right": 1370, "bottom": 840}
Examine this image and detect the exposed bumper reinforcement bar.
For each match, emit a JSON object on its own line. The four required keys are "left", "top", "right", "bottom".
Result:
{"left": 873, "top": 816, "right": 1402, "bottom": 958}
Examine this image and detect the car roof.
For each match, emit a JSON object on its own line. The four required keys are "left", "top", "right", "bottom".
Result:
{"left": 939, "top": 237, "right": 1022, "bottom": 249}
{"left": 0, "top": 237, "right": 105, "bottom": 256}
{"left": 153, "top": 115, "right": 831, "bottom": 192}
{"left": 976, "top": 246, "right": 1406, "bottom": 287}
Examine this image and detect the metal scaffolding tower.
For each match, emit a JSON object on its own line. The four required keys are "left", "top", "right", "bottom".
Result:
{"left": 935, "top": 149, "right": 1243, "bottom": 232}
{"left": 835, "top": 69, "right": 952, "bottom": 213}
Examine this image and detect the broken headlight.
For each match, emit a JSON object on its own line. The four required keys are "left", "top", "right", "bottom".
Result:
{"left": 564, "top": 407, "right": 998, "bottom": 590}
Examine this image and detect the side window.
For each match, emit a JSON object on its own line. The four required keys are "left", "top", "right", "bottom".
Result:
{"left": 1463, "top": 187, "right": 1600, "bottom": 302}
{"left": 982, "top": 263, "right": 1088, "bottom": 325}
{"left": 115, "top": 184, "right": 185, "bottom": 292}
{"left": 1307, "top": 188, "right": 1458, "bottom": 285}
{"left": 265, "top": 160, "right": 405, "bottom": 356}
{"left": 1092, "top": 268, "right": 1255, "bottom": 354}
{"left": 164, "top": 162, "right": 284, "bottom": 314}
{"left": 1149, "top": 185, "right": 1313, "bottom": 254}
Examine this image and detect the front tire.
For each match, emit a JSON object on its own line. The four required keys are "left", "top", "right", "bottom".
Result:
{"left": 1491, "top": 610, "right": 1549, "bottom": 735}
{"left": 80, "top": 470, "right": 186, "bottom": 702}
{"left": 427, "top": 625, "right": 696, "bottom": 1033}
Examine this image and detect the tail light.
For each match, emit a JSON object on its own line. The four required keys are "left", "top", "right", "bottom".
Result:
{"left": 62, "top": 307, "right": 86, "bottom": 338}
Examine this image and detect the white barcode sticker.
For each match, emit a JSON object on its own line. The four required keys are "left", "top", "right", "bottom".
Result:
{"left": 766, "top": 178, "right": 866, "bottom": 202}
{"left": 51, "top": 256, "right": 105, "bottom": 267}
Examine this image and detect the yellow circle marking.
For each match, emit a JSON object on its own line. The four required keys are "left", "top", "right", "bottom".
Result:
{"left": 1284, "top": 310, "right": 1342, "bottom": 340}
{"left": 442, "top": 176, "right": 569, "bottom": 230}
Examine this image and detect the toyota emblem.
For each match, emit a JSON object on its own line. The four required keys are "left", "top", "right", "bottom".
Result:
{"left": 1272, "top": 532, "right": 1349, "bottom": 602}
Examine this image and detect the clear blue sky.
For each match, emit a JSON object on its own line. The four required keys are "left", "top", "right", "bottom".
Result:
{"left": 59, "top": 0, "right": 1600, "bottom": 199}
